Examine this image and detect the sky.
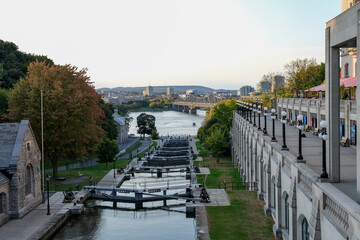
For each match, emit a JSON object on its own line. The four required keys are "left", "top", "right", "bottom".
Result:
{"left": 1, "top": 0, "right": 340, "bottom": 90}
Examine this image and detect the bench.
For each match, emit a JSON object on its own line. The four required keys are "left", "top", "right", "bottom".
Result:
{"left": 313, "top": 128, "right": 319, "bottom": 136}
{"left": 304, "top": 125, "right": 310, "bottom": 132}
{"left": 340, "top": 137, "right": 350, "bottom": 147}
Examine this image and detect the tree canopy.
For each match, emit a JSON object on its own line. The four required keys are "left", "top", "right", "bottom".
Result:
{"left": 7, "top": 61, "right": 104, "bottom": 177}
{"left": 96, "top": 137, "right": 119, "bottom": 167}
{"left": 137, "top": 113, "right": 156, "bottom": 137}
{"left": 284, "top": 58, "right": 324, "bottom": 97}
{"left": 0, "top": 40, "right": 54, "bottom": 89}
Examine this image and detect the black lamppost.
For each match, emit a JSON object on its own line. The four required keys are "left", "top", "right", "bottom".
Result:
{"left": 281, "top": 111, "right": 288, "bottom": 150}
{"left": 113, "top": 158, "right": 116, "bottom": 178}
{"left": 249, "top": 103, "right": 253, "bottom": 124}
{"left": 257, "top": 105, "right": 261, "bottom": 130}
{"left": 253, "top": 104, "right": 257, "bottom": 127}
{"left": 319, "top": 121, "right": 329, "bottom": 178}
{"left": 296, "top": 115, "right": 304, "bottom": 160}
{"left": 46, "top": 175, "right": 51, "bottom": 215}
{"left": 271, "top": 108, "right": 277, "bottom": 142}
{"left": 263, "top": 107, "right": 268, "bottom": 135}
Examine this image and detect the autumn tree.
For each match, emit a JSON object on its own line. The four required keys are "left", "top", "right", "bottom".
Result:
{"left": 206, "top": 99, "right": 238, "bottom": 128}
{"left": 7, "top": 61, "right": 104, "bottom": 178}
{"left": 284, "top": 58, "right": 325, "bottom": 97}
{"left": 99, "top": 101, "right": 118, "bottom": 140}
{"left": 137, "top": 113, "right": 156, "bottom": 137}
{"left": 0, "top": 88, "right": 10, "bottom": 122}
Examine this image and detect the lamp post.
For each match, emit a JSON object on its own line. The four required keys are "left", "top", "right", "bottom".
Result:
{"left": 271, "top": 108, "right": 277, "bottom": 142}
{"left": 253, "top": 104, "right": 257, "bottom": 127}
{"left": 113, "top": 158, "right": 116, "bottom": 178}
{"left": 257, "top": 105, "right": 261, "bottom": 130}
{"left": 319, "top": 121, "right": 329, "bottom": 178}
{"left": 249, "top": 103, "right": 253, "bottom": 124}
{"left": 263, "top": 107, "right": 268, "bottom": 135}
{"left": 281, "top": 111, "right": 288, "bottom": 150}
{"left": 46, "top": 175, "right": 50, "bottom": 215}
{"left": 297, "top": 115, "right": 304, "bottom": 160}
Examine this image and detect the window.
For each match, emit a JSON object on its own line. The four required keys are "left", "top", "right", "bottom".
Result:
{"left": 285, "top": 195, "right": 289, "bottom": 233}
{"left": 0, "top": 193, "right": 5, "bottom": 214}
{"left": 345, "top": 63, "right": 349, "bottom": 78}
{"left": 302, "top": 218, "right": 309, "bottom": 240}
{"left": 26, "top": 142, "right": 31, "bottom": 151}
{"left": 273, "top": 182, "right": 276, "bottom": 209}
{"left": 25, "top": 165, "right": 32, "bottom": 195}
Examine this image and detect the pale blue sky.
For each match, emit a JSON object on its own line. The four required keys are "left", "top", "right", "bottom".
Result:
{"left": 0, "top": 0, "right": 340, "bottom": 89}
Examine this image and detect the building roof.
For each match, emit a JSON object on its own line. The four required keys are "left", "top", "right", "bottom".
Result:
{"left": 113, "top": 110, "right": 126, "bottom": 126}
{"left": 0, "top": 172, "right": 9, "bottom": 185}
{"left": 0, "top": 120, "right": 29, "bottom": 168}
{"left": 309, "top": 77, "right": 357, "bottom": 92}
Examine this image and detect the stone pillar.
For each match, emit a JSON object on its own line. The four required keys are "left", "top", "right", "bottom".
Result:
{"left": 325, "top": 26, "right": 340, "bottom": 183}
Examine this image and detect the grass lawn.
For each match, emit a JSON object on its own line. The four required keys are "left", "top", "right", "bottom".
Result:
{"left": 49, "top": 141, "right": 157, "bottom": 191}
{"left": 197, "top": 146, "right": 274, "bottom": 240}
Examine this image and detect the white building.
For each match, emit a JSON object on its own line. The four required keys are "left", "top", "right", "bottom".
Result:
{"left": 113, "top": 109, "right": 128, "bottom": 144}
{"left": 143, "top": 86, "right": 154, "bottom": 97}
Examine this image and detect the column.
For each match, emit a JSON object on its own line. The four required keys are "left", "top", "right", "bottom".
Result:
{"left": 356, "top": 10, "right": 360, "bottom": 196}
{"left": 325, "top": 26, "right": 340, "bottom": 183}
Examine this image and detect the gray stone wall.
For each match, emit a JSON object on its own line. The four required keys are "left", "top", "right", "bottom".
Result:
{"left": 0, "top": 183, "right": 10, "bottom": 226}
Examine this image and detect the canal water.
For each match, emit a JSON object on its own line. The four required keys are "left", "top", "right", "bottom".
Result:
{"left": 128, "top": 110, "right": 206, "bottom": 136}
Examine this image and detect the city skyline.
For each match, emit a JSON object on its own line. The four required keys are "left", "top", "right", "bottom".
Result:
{"left": 1, "top": 0, "right": 339, "bottom": 89}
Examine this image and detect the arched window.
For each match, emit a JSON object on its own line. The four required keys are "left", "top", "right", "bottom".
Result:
{"left": 272, "top": 181, "right": 276, "bottom": 209}
{"left": 302, "top": 218, "right": 309, "bottom": 240}
{"left": 285, "top": 195, "right": 289, "bottom": 233}
{"left": 345, "top": 63, "right": 349, "bottom": 78}
{"left": 25, "top": 165, "right": 32, "bottom": 195}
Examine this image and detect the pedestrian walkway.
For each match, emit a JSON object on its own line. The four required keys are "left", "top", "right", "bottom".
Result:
{"left": 0, "top": 193, "right": 67, "bottom": 240}
{"left": 253, "top": 115, "right": 358, "bottom": 202}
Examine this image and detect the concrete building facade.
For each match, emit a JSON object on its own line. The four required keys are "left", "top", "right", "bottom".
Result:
{"left": 143, "top": 86, "right": 153, "bottom": 97}
{"left": 166, "top": 87, "right": 174, "bottom": 96}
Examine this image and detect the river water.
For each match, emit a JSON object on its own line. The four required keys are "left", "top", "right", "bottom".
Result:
{"left": 129, "top": 110, "right": 206, "bottom": 136}
{"left": 53, "top": 110, "right": 205, "bottom": 240}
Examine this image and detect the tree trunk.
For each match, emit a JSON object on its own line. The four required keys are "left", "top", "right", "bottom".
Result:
{"left": 52, "top": 159, "right": 58, "bottom": 178}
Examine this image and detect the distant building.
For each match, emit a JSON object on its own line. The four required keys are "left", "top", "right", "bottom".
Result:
{"left": 143, "top": 86, "right": 154, "bottom": 97}
{"left": 186, "top": 89, "right": 198, "bottom": 95}
{"left": 0, "top": 120, "right": 42, "bottom": 225}
{"left": 113, "top": 109, "right": 128, "bottom": 144}
{"left": 239, "top": 85, "right": 255, "bottom": 96}
{"left": 166, "top": 87, "right": 174, "bottom": 95}
{"left": 258, "top": 80, "right": 272, "bottom": 92}
{"left": 271, "top": 75, "right": 285, "bottom": 92}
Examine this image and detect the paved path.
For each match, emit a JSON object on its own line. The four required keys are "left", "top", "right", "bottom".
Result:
{"left": 45, "top": 139, "right": 151, "bottom": 173}
{"left": 0, "top": 193, "right": 66, "bottom": 240}
{"left": 252, "top": 115, "right": 358, "bottom": 202}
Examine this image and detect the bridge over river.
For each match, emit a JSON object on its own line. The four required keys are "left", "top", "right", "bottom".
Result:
{"left": 172, "top": 93, "right": 225, "bottom": 114}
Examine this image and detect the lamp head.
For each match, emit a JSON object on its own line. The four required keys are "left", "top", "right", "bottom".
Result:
{"left": 297, "top": 115, "right": 303, "bottom": 122}
{"left": 258, "top": 105, "right": 261, "bottom": 109}
{"left": 322, "top": 134, "right": 329, "bottom": 141}
{"left": 271, "top": 108, "right": 276, "bottom": 113}
{"left": 320, "top": 121, "right": 327, "bottom": 128}
{"left": 264, "top": 107, "right": 268, "bottom": 111}
{"left": 281, "top": 111, "right": 287, "bottom": 117}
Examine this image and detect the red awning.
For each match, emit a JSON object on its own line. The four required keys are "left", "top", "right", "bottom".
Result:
{"left": 309, "top": 77, "right": 357, "bottom": 92}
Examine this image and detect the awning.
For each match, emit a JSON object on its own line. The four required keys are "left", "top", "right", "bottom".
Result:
{"left": 308, "top": 77, "right": 357, "bottom": 92}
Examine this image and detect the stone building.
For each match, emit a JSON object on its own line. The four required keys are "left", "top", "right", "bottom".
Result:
{"left": 113, "top": 109, "right": 128, "bottom": 144}
{"left": 0, "top": 120, "right": 42, "bottom": 226}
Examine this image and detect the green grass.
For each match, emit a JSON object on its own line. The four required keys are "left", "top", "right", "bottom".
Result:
{"left": 197, "top": 156, "right": 274, "bottom": 240}
{"left": 48, "top": 159, "right": 129, "bottom": 191}
{"left": 195, "top": 140, "right": 210, "bottom": 157}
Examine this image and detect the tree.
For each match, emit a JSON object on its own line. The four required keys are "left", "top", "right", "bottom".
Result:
{"left": 96, "top": 137, "right": 119, "bottom": 167}
{"left": 151, "top": 129, "right": 159, "bottom": 139}
{"left": 7, "top": 61, "right": 104, "bottom": 178}
{"left": 137, "top": 113, "right": 156, "bottom": 137}
{"left": 99, "top": 101, "right": 118, "bottom": 140}
{"left": 206, "top": 99, "right": 238, "bottom": 128}
{"left": 0, "top": 88, "right": 10, "bottom": 122}
{"left": 204, "top": 128, "right": 229, "bottom": 162}
{"left": 0, "top": 40, "right": 54, "bottom": 89}
{"left": 284, "top": 58, "right": 324, "bottom": 97}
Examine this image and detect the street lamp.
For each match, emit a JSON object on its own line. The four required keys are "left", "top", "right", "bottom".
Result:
{"left": 114, "top": 158, "right": 116, "bottom": 178}
{"left": 263, "top": 107, "right": 268, "bottom": 135}
{"left": 319, "top": 121, "right": 329, "bottom": 178}
{"left": 297, "top": 115, "right": 304, "bottom": 160}
{"left": 257, "top": 105, "right": 261, "bottom": 130}
{"left": 271, "top": 108, "right": 277, "bottom": 142}
{"left": 253, "top": 104, "right": 257, "bottom": 127}
{"left": 46, "top": 175, "right": 51, "bottom": 215}
{"left": 249, "top": 103, "right": 253, "bottom": 124}
{"left": 281, "top": 111, "right": 288, "bottom": 150}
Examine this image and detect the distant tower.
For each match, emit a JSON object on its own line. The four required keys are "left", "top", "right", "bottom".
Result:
{"left": 166, "top": 87, "right": 174, "bottom": 95}
{"left": 143, "top": 86, "right": 154, "bottom": 96}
